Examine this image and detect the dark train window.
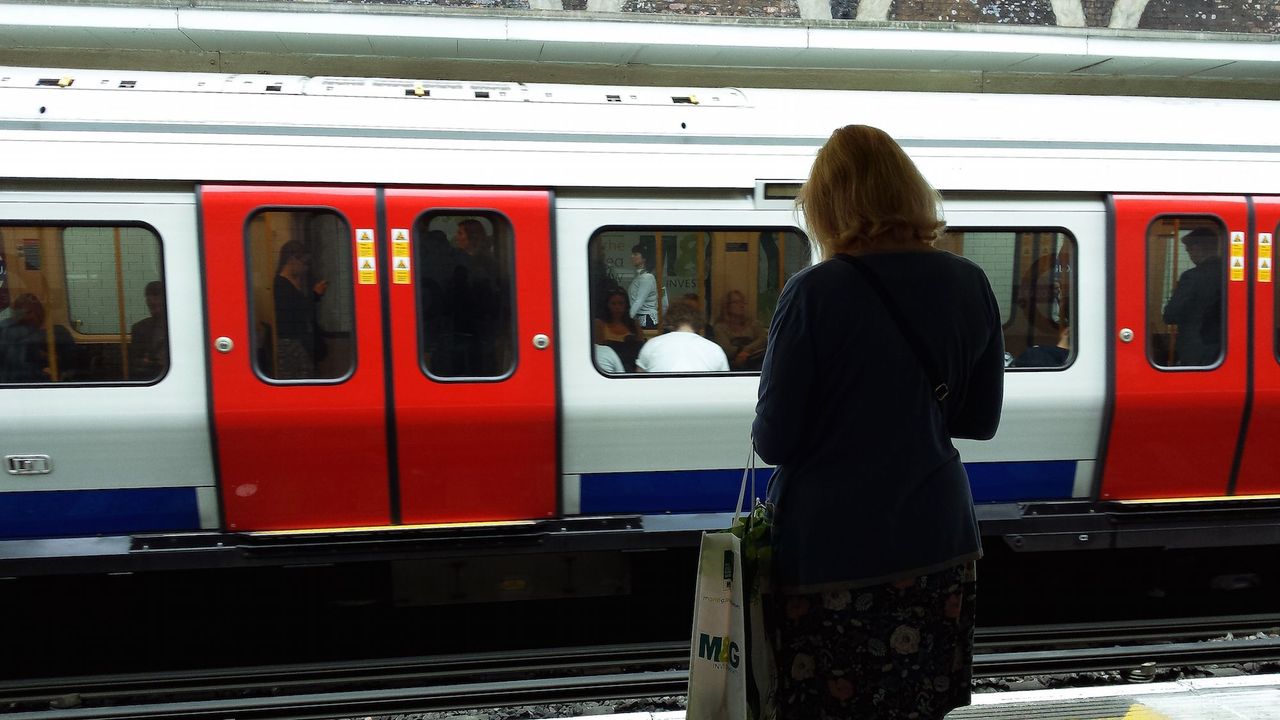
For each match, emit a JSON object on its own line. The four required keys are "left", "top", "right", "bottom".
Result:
{"left": 414, "top": 213, "right": 516, "bottom": 380}
{"left": 587, "top": 228, "right": 810, "bottom": 374}
{"left": 247, "top": 210, "right": 355, "bottom": 382}
{"left": 937, "top": 229, "right": 1076, "bottom": 370}
{"left": 0, "top": 224, "right": 166, "bottom": 384}
{"left": 1145, "top": 218, "right": 1225, "bottom": 369}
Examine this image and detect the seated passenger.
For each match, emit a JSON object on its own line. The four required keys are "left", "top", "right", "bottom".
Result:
{"left": 593, "top": 288, "right": 643, "bottom": 372}
{"left": 594, "top": 343, "right": 626, "bottom": 374}
{"left": 711, "top": 289, "right": 767, "bottom": 371}
{"left": 0, "top": 293, "right": 78, "bottom": 382}
{"left": 129, "top": 280, "right": 169, "bottom": 380}
{"left": 635, "top": 300, "right": 729, "bottom": 373}
{"left": 1013, "top": 322, "right": 1070, "bottom": 368}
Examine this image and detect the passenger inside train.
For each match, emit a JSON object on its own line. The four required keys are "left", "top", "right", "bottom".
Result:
{"left": 1014, "top": 321, "right": 1071, "bottom": 368}
{"left": 128, "top": 281, "right": 168, "bottom": 381}
{"left": 416, "top": 214, "right": 515, "bottom": 379}
{"left": 627, "top": 245, "right": 662, "bottom": 330}
{"left": 1147, "top": 221, "right": 1226, "bottom": 368}
{"left": 711, "top": 289, "right": 767, "bottom": 370}
{"left": 1163, "top": 227, "right": 1224, "bottom": 367}
{"left": 272, "top": 240, "right": 330, "bottom": 380}
{"left": 593, "top": 287, "right": 643, "bottom": 372}
{"left": 0, "top": 293, "right": 79, "bottom": 383}
{"left": 635, "top": 299, "right": 729, "bottom": 372}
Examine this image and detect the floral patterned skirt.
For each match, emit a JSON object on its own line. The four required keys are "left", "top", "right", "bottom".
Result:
{"left": 773, "top": 561, "right": 978, "bottom": 720}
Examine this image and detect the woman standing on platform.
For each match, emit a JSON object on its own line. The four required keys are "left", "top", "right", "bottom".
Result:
{"left": 753, "top": 125, "right": 1004, "bottom": 720}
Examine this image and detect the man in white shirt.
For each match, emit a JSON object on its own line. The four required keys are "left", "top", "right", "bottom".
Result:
{"left": 636, "top": 300, "right": 730, "bottom": 372}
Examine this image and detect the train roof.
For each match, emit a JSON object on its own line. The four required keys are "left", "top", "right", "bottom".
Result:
{"left": 2, "top": 66, "right": 1279, "bottom": 194}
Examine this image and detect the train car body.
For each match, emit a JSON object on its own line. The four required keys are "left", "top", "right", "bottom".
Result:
{"left": 2, "top": 67, "right": 1280, "bottom": 587}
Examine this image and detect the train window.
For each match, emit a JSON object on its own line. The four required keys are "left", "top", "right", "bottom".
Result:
{"left": 938, "top": 229, "right": 1076, "bottom": 370}
{"left": 1145, "top": 219, "right": 1225, "bottom": 369}
{"left": 0, "top": 224, "right": 165, "bottom": 384}
{"left": 247, "top": 210, "right": 355, "bottom": 382}
{"left": 414, "top": 213, "right": 516, "bottom": 380}
{"left": 587, "top": 228, "right": 810, "bottom": 374}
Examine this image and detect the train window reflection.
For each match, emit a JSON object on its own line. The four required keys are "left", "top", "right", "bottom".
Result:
{"left": 0, "top": 224, "right": 165, "bottom": 384}
{"left": 587, "top": 228, "right": 811, "bottom": 374}
{"left": 938, "top": 229, "right": 1076, "bottom": 370}
{"left": 1145, "top": 219, "right": 1225, "bottom": 369}
{"left": 247, "top": 210, "right": 355, "bottom": 382}
{"left": 415, "top": 213, "right": 516, "bottom": 380}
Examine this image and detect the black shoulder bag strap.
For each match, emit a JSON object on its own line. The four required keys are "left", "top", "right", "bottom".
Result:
{"left": 834, "top": 253, "right": 949, "bottom": 404}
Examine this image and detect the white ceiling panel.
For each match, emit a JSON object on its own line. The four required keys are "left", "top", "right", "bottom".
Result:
{"left": 536, "top": 41, "right": 642, "bottom": 64}
{"left": 1003, "top": 54, "right": 1109, "bottom": 74}
{"left": 179, "top": 28, "right": 290, "bottom": 54}
{"left": 367, "top": 36, "right": 462, "bottom": 58}
{"left": 1191, "top": 60, "right": 1277, "bottom": 80}
{"left": 458, "top": 39, "right": 542, "bottom": 62}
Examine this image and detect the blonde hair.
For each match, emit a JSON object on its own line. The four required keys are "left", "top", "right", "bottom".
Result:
{"left": 797, "top": 125, "right": 945, "bottom": 259}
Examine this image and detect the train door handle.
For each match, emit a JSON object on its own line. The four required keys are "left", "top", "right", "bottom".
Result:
{"left": 6, "top": 455, "right": 52, "bottom": 475}
{"left": 532, "top": 334, "right": 550, "bottom": 350}
{"left": 215, "top": 337, "right": 235, "bottom": 353}
{"left": 1119, "top": 328, "right": 1134, "bottom": 343}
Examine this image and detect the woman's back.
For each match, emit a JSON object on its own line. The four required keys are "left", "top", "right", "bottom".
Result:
{"left": 754, "top": 249, "right": 1003, "bottom": 588}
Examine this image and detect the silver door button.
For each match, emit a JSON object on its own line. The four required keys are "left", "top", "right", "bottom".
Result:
{"left": 1119, "top": 328, "right": 1134, "bottom": 343}
{"left": 215, "top": 337, "right": 234, "bottom": 353}
{"left": 532, "top": 334, "right": 550, "bottom": 350}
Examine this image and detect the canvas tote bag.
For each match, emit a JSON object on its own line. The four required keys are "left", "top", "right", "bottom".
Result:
{"left": 687, "top": 447, "right": 776, "bottom": 720}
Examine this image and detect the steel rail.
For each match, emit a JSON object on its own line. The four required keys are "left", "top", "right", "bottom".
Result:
{"left": 0, "top": 642, "right": 681, "bottom": 701}
{"left": 4, "top": 616, "right": 1280, "bottom": 719}
{"left": 974, "top": 636, "right": 1280, "bottom": 677}
{"left": 0, "top": 671, "right": 691, "bottom": 720}
{"left": 975, "top": 612, "right": 1280, "bottom": 648}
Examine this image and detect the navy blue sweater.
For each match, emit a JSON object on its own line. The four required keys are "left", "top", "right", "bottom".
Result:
{"left": 753, "top": 250, "right": 1004, "bottom": 591}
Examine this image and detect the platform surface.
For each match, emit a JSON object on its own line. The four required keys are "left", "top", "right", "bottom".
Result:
{"left": 946, "top": 674, "right": 1280, "bottom": 719}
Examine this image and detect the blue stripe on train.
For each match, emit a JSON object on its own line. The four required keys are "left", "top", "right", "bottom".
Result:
{"left": 0, "top": 487, "right": 201, "bottom": 540}
{"left": 579, "top": 461, "right": 1078, "bottom": 514}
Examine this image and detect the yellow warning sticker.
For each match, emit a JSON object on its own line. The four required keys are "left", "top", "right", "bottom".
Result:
{"left": 358, "top": 256, "right": 377, "bottom": 285}
{"left": 1231, "top": 255, "right": 1246, "bottom": 281}
{"left": 392, "top": 228, "right": 412, "bottom": 285}
{"left": 1230, "top": 231, "right": 1246, "bottom": 282}
{"left": 356, "top": 229, "right": 376, "bottom": 284}
{"left": 1260, "top": 233, "right": 1273, "bottom": 284}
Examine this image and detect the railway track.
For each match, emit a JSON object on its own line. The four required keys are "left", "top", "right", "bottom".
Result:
{"left": 3, "top": 614, "right": 1278, "bottom": 720}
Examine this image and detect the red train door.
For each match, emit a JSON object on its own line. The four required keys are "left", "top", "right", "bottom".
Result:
{"left": 1235, "top": 197, "right": 1280, "bottom": 495}
{"left": 202, "top": 186, "right": 390, "bottom": 530}
{"left": 384, "top": 189, "right": 557, "bottom": 524}
{"left": 1102, "top": 196, "right": 1250, "bottom": 500}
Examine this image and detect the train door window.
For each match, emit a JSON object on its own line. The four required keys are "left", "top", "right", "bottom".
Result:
{"left": 0, "top": 224, "right": 165, "bottom": 384}
{"left": 937, "top": 229, "right": 1076, "bottom": 369}
{"left": 587, "top": 228, "right": 810, "bottom": 374}
{"left": 1144, "top": 219, "right": 1225, "bottom": 369}
{"left": 247, "top": 210, "right": 355, "bottom": 381}
{"left": 414, "top": 213, "right": 516, "bottom": 380}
